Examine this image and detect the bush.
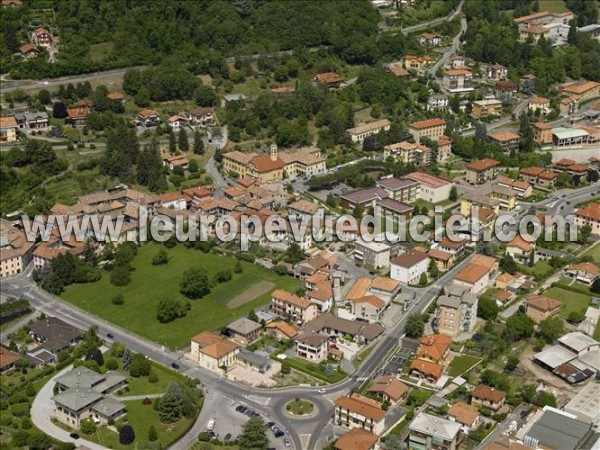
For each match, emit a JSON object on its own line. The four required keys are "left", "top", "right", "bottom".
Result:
{"left": 214, "top": 269, "right": 232, "bottom": 283}
{"left": 129, "top": 354, "right": 151, "bottom": 377}
{"left": 143, "top": 397, "right": 152, "bottom": 405}
{"left": 148, "top": 371, "right": 159, "bottom": 383}
{"left": 112, "top": 294, "right": 125, "bottom": 305}
{"left": 120, "top": 425, "right": 136, "bottom": 445}
{"left": 106, "top": 358, "right": 119, "bottom": 370}
{"left": 80, "top": 419, "right": 97, "bottom": 435}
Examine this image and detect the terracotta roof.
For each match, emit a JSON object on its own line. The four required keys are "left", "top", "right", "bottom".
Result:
{"left": 159, "top": 191, "right": 185, "bottom": 203}
{"left": 575, "top": 203, "right": 600, "bottom": 222}
{"left": 354, "top": 295, "right": 385, "bottom": 308}
{"left": 390, "top": 249, "right": 428, "bottom": 268}
{"left": 297, "top": 332, "right": 328, "bottom": 347}
{"left": 495, "top": 81, "right": 518, "bottom": 92}
{"left": 335, "top": 394, "right": 386, "bottom": 421}
{"left": 34, "top": 27, "right": 50, "bottom": 36}
{"left": 270, "top": 86, "right": 295, "bottom": 94}
{"left": 567, "top": 262, "right": 599, "bottom": 277}
{"left": 107, "top": 92, "right": 124, "bottom": 100}
{"left": 137, "top": 109, "right": 158, "bottom": 118}
{"left": 416, "top": 334, "right": 452, "bottom": 362}
{"left": 493, "top": 290, "right": 512, "bottom": 303}
{"left": 191, "top": 331, "right": 238, "bottom": 358}
{"left": 67, "top": 107, "right": 89, "bottom": 120}
{"left": 560, "top": 81, "right": 600, "bottom": 95}
{"left": 448, "top": 401, "right": 479, "bottom": 426}
{"left": 471, "top": 254, "right": 497, "bottom": 270}
{"left": 346, "top": 277, "right": 372, "bottom": 301}
{"left": 250, "top": 154, "right": 286, "bottom": 173}
{"left": 409, "top": 118, "right": 446, "bottom": 130}
{"left": 368, "top": 376, "right": 408, "bottom": 402}
{"left": 347, "top": 119, "right": 391, "bottom": 135}
{"left": 529, "top": 96, "right": 550, "bottom": 104}
{"left": 495, "top": 272, "right": 515, "bottom": 284}
{"left": 289, "top": 199, "right": 319, "bottom": 215}
{"left": 507, "top": 235, "right": 535, "bottom": 252}
{"left": 466, "top": 158, "right": 500, "bottom": 172}
{"left": 410, "top": 359, "right": 443, "bottom": 378}
{"left": 421, "top": 32, "right": 441, "bottom": 40}
{"left": 522, "top": 24, "right": 548, "bottom": 34}
{"left": 271, "top": 289, "right": 311, "bottom": 309}
{"left": 0, "top": 116, "right": 18, "bottom": 128}
{"left": 520, "top": 166, "right": 545, "bottom": 176}
{"left": 455, "top": 263, "right": 490, "bottom": 284}
{"left": 314, "top": 72, "right": 342, "bottom": 84}
{"left": 489, "top": 131, "right": 519, "bottom": 142}
{"left": 472, "top": 385, "right": 506, "bottom": 403}
{"left": 427, "top": 249, "right": 453, "bottom": 261}
{"left": 266, "top": 321, "right": 299, "bottom": 339}
{"left": 371, "top": 277, "right": 400, "bottom": 293}
{"left": 388, "top": 64, "right": 410, "bottom": 77}
{"left": 527, "top": 294, "right": 560, "bottom": 312}
{"left": 438, "top": 236, "right": 466, "bottom": 249}
{"left": 19, "top": 43, "right": 36, "bottom": 53}
{"left": 334, "top": 428, "right": 379, "bottom": 450}
{"left": 514, "top": 10, "right": 552, "bottom": 23}
{"left": 0, "top": 348, "right": 21, "bottom": 369}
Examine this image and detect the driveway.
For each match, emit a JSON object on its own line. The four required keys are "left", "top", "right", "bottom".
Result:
{"left": 31, "top": 365, "right": 111, "bottom": 450}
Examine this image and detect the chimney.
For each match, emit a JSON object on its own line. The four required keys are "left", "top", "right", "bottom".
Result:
{"left": 270, "top": 143, "right": 277, "bottom": 161}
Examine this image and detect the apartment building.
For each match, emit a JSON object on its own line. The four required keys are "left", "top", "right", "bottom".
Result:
{"left": 335, "top": 393, "right": 387, "bottom": 435}
{"left": 442, "top": 68, "right": 474, "bottom": 93}
{"left": 488, "top": 131, "right": 520, "bottom": 153}
{"left": 559, "top": 80, "right": 600, "bottom": 102}
{"left": 528, "top": 96, "right": 551, "bottom": 114}
{"left": 575, "top": 202, "right": 600, "bottom": 235}
{"left": 532, "top": 122, "right": 553, "bottom": 144}
{"left": 465, "top": 158, "right": 500, "bottom": 185}
{"left": 519, "top": 166, "right": 557, "bottom": 188}
{"left": 408, "top": 118, "right": 447, "bottom": 143}
{"left": 270, "top": 289, "right": 319, "bottom": 324}
{"left": 435, "top": 285, "right": 478, "bottom": 336}
{"left": 0, "top": 225, "right": 34, "bottom": 278}
{"left": 390, "top": 249, "right": 429, "bottom": 285}
{"left": 472, "top": 99, "right": 502, "bottom": 118}
{"left": 377, "top": 177, "right": 419, "bottom": 203}
{"left": 346, "top": 119, "right": 391, "bottom": 144}
{"left": 190, "top": 331, "right": 240, "bottom": 374}
{"left": 354, "top": 238, "right": 393, "bottom": 269}
{"left": 409, "top": 412, "right": 461, "bottom": 450}
{"left": 526, "top": 294, "right": 561, "bottom": 324}
{"left": 0, "top": 116, "right": 18, "bottom": 142}
{"left": 295, "top": 333, "right": 328, "bottom": 362}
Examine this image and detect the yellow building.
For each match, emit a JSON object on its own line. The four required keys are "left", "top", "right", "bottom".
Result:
{"left": 190, "top": 331, "right": 239, "bottom": 374}
{"left": 0, "top": 116, "right": 18, "bottom": 143}
{"left": 472, "top": 99, "right": 502, "bottom": 118}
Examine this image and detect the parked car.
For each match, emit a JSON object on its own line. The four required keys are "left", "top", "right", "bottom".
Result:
{"left": 171, "top": 362, "right": 180, "bottom": 370}
{"left": 69, "top": 433, "right": 79, "bottom": 440}
{"left": 284, "top": 437, "right": 290, "bottom": 447}
{"left": 106, "top": 333, "right": 114, "bottom": 339}
{"left": 274, "top": 430, "right": 284, "bottom": 438}
{"left": 224, "top": 433, "right": 232, "bottom": 441}
{"left": 318, "top": 388, "right": 326, "bottom": 394}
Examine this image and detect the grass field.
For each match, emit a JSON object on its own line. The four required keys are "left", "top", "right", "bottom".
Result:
{"left": 447, "top": 354, "right": 481, "bottom": 377}
{"left": 538, "top": 0, "right": 570, "bottom": 13}
{"left": 286, "top": 398, "right": 314, "bottom": 415}
{"left": 117, "top": 361, "right": 186, "bottom": 397}
{"left": 89, "top": 42, "right": 114, "bottom": 62}
{"left": 544, "top": 287, "right": 591, "bottom": 319}
{"left": 62, "top": 243, "right": 299, "bottom": 348}
{"left": 581, "top": 242, "right": 600, "bottom": 262}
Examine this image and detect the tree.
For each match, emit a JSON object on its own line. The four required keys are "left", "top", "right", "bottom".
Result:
{"left": 505, "top": 355, "right": 519, "bottom": 372}
{"left": 519, "top": 113, "right": 534, "bottom": 153}
{"left": 477, "top": 296, "right": 499, "bottom": 320}
{"left": 591, "top": 278, "right": 600, "bottom": 295}
{"left": 106, "top": 358, "right": 119, "bottom": 370}
{"left": 284, "top": 242, "right": 305, "bottom": 264}
{"left": 178, "top": 128, "right": 189, "bottom": 151}
{"left": 449, "top": 185, "right": 457, "bottom": 202}
{"left": 195, "top": 85, "right": 217, "bottom": 107}
{"left": 180, "top": 268, "right": 211, "bottom": 299}
{"left": 538, "top": 317, "right": 566, "bottom": 343}
{"left": 119, "top": 425, "right": 135, "bottom": 445}
{"left": 234, "top": 260, "right": 243, "bottom": 273}
{"left": 52, "top": 101, "right": 68, "bottom": 118}
{"left": 577, "top": 224, "right": 592, "bottom": 244}
{"left": 383, "top": 433, "right": 403, "bottom": 450}
{"left": 169, "top": 128, "right": 177, "bottom": 154}
{"left": 352, "top": 203, "right": 365, "bottom": 220}
{"left": 37, "top": 90, "right": 51, "bottom": 105}
{"left": 156, "top": 384, "right": 184, "bottom": 423}
{"left": 504, "top": 312, "right": 535, "bottom": 341}
{"left": 193, "top": 129, "right": 205, "bottom": 154}
{"left": 86, "top": 348, "right": 104, "bottom": 367}
{"left": 156, "top": 297, "right": 190, "bottom": 323}
{"left": 110, "top": 263, "right": 131, "bottom": 286}
{"left": 499, "top": 254, "right": 517, "bottom": 275}
{"left": 238, "top": 416, "right": 269, "bottom": 450}
{"left": 419, "top": 272, "right": 428, "bottom": 286}
{"left": 148, "top": 425, "right": 158, "bottom": 442}
{"left": 129, "top": 353, "right": 151, "bottom": 377}
{"left": 27, "top": 432, "right": 50, "bottom": 450}
{"left": 405, "top": 314, "right": 425, "bottom": 338}
{"left": 428, "top": 259, "right": 440, "bottom": 280}
{"left": 80, "top": 419, "right": 97, "bottom": 435}
{"left": 533, "top": 391, "right": 557, "bottom": 408}
{"left": 152, "top": 249, "right": 169, "bottom": 265}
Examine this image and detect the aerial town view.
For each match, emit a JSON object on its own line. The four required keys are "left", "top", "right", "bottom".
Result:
{"left": 0, "top": 1, "right": 599, "bottom": 450}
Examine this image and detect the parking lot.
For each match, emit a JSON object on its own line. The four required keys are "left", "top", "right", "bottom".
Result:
{"left": 381, "top": 346, "right": 413, "bottom": 376}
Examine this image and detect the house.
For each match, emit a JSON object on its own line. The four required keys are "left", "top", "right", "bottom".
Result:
{"left": 367, "top": 376, "right": 408, "bottom": 404}
{"left": 107, "top": 92, "right": 125, "bottom": 105}
{"left": 505, "top": 235, "right": 535, "bottom": 263}
{"left": 270, "top": 86, "right": 296, "bottom": 98}
{"left": 420, "top": 32, "right": 442, "bottom": 46}
{"left": 427, "top": 94, "right": 449, "bottom": 111}
{"left": 454, "top": 262, "right": 491, "bottom": 295}
{"left": 300, "top": 313, "right": 384, "bottom": 344}
{"left": 559, "top": 80, "right": 600, "bottom": 102}
{"left": 29, "top": 317, "right": 83, "bottom": 354}
{"left": 416, "top": 334, "right": 452, "bottom": 363}
{"left": 158, "top": 191, "right": 187, "bottom": 210}
{"left": 435, "top": 288, "right": 478, "bottom": 336}
{"left": 492, "top": 289, "right": 514, "bottom": 307}
{"left": 564, "top": 262, "right": 599, "bottom": 286}
{"left": 335, "top": 393, "right": 387, "bottom": 435}
{"left": 226, "top": 318, "right": 262, "bottom": 346}
{"left": 497, "top": 176, "right": 533, "bottom": 199}
{"left": 528, "top": 96, "right": 551, "bottom": 114}
{"left": 560, "top": 96, "right": 578, "bottom": 116}
{"left": 520, "top": 74, "right": 537, "bottom": 93}
{"left": 334, "top": 428, "right": 379, "bottom": 450}
{"left": 66, "top": 107, "right": 89, "bottom": 126}
{"left": 351, "top": 294, "right": 386, "bottom": 323}
{"left": 428, "top": 249, "right": 454, "bottom": 271}
{"left": 471, "top": 384, "right": 506, "bottom": 411}
{"left": 387, "top": 62, "right": 410, "bottom": 78}
{"left": 448, "top": 401, "right": 481, "bottom": 432}
{"left": 404, "top": 172, "right": 454, "bottom": 203}
{"left": 52, "top": 367, "right": 127, "bottom": 428}
{"left": 488, "top": 131, "right": 520, "bottom": 153}
{"left": 17, "top": 111, "right": 50, "bottom": 130}
{"left": 408, "top": 118, "right": 447, "bottom": 143}
{"left": 2, "top": 0, "right": 23, "bottom": 7}
{"left": 0, "top": 348, "right": 21, "bottom": 372}
{"left": 18, "top": 43, "right": 37, "bottom": 59}
{"left": 288, "top": 199, "right": 320, "bottom": 222}
{"left": 532, "top": 122, "right": 553, "bottom": 144}
{"left": 390, "top": 249, "right": 429, "bottom": 285}
{"left": 409, "top": 359, "right": 443, "bottom": 383}
{"left": 519, "top": 24, "right": 550, "bottom": 43}
{"left": 31, "top": 27, "right": 52, "bottom": 47}
{"left": 187, "top": 107, "right": 214, "bottom": 125}
{"left": 575, "top": 203, "right": 600, "bottom": 235}
{"left": 296, "top": 333, "right": 328, "bottom": 362}
{"left": 346, "top": 119, "right": 391, "bottom": 144}
{"left": 409, "top": 412, "right": 461, "bottom": 450}
{"left": 526, "top": 294, "right": 561, "bottom": 323}
{"left": 1, "top": 116, "right": 19, "bottom": 142}
{"left": 377, "top": 177, "right": 419, "bottom": 203}
{"left": 265, "top": 321, "right": 299, "bottom": 340}
{"left": 442, "top": 68, "right": 474, "bottom": 93}
{"left": 519, "top": 166, "right": 556, "bottom": 188}
{"left": 451, "top": 55, "right": 465, "bottom": 68}
{"left": 433, "top": 236, "right": 466, "bottom": 256}
{"left": 312, "top": 72, "right": 343, "bottom": 88}
{"left": 472, "top": 99, "right": 502, "bottom": 118}
{"left": 465, "top": 159, "right": 500, "bottom": 185}
{"left": 190, "top": 331, "right": 239, "bottom": 374}
{"left": 0, "top": 225, "right": 34, "bottom": 278}
{"left": 135, "top": 109, "right": 160, "bottom": 127}
{"left": 487, "top": 64, "right": 508, "bottom": 81}
{"left": 270, "top": 289, "right": 318, "bottom": 325}
{"left": 403, "top": 54, "right": 432, "bottom": 70}
{"left": 163, "top": 155, "right": 189, "bottom": 172}
{"left": 495, "top": 81, "right": 519, "bottom": 103}
{"left": 168, "top": 115, "right": 189, "bottom": 130}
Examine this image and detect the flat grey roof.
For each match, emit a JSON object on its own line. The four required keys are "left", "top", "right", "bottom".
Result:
{"left": 526, "top": 409, "right": 592, "bottom": 450}
{"left": 91, "top": 396, "right": 126, "bottom": 418}
{"left": 409, "top": 412, "right": 461, "bottom": 441}
{"left": 559, "top": 332, "right": 599, "bottom": 353}
{"left": 227, "top": 317, "right": 262, "bottom": 335}
{"left": 52, "top": 387, "right": 103, "bottom": 412}
{"left": 55, "top": 366, "right": 104, "bottom": 389}
{"left": 564, "top": 383, "right": 600, "bottom": 426}
{"left": 237, "top": 349, "right": 272, "bottom": 368}
{"left": 437, "top": 295, "right": 461, "bottom": 309}
{"left": 93, "top": 371, "right": 127, "bottom": 393}
{"left": 534, "top": 344, "right": 576, "bottom": 369}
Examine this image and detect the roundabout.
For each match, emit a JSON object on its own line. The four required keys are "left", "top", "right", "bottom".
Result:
{"left": 284, "top": 398, "right": 317, "bottom": 418}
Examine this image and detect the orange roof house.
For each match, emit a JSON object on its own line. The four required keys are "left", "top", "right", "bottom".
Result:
{"left": 410, "top": 359, "right": 443, "bottom": 381}
{"left": 334, "top": 428, "right": 379, "bottom": 450}
{"left": 416, "top": 334, "right": 452, "bottom": 362}
{"left": 368, "top": 376, "right": 409, "bottom": 403}
{"left": 448, "top": 401, "right": 480, "bottom": 429}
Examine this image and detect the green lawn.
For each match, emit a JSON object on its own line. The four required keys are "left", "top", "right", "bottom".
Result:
{"left": 286, "top": 398, "right": 314, "bottom": 415}
{"left": 353, "top": 344, "right": 376, "bottom": 369}
{"left": 581, "top": 243, "right": 600, "bottom": 262}
{"left": 538, "top": 0, "right": 570, "bottom": 13}
{"left": 89, "top": 42, "right": 115, "bottom": 62}
{"left": 280, "top": 357, "right": 347, "bottom": 383}
{"left": 62, "top": 243, "right": 300, "bottom": 348}
{"left": 544, "top": 287, "right": 591, "bottom": 319}
{"left": 447, "top": 354, "right": 481, "bottom": 377}
{"left": 518, "top": 260, "right": 555, "bottom": 281}
{"left": 117, "top": 361, "right": 188, "bottom": 397}
{"left": 594, "top": 319, "right": 600, "bottom": 342}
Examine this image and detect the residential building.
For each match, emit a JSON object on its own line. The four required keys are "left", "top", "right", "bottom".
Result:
{"left": 187, "top": 107, "right": 214, "bottom": 124}
{"left": 428, "top": 249, "right": 454, "bottom": 271}
{"left": 454, "top": 262, "right": 491, "bottom": 295}
{"left": 334, "top": 429, "right": 379, "bottom": 450}
{"left": 387, "top": 62, "right": 410, "bottom": 78}
{"left": 575, "top": 202, "right": 600, "bottom": 235}
{"left": 190, "top": 331, "right": 239, "bottom": 374}
{"left": 415, "top": 334, "right": 452, "bottom": 364}
{"left": 340, "top": 187, "right": 388, "bottom": 210}
{"left": 135, "top": 109, "right": 160, "bottom": 126}
{"left": 278, "top": 147, "right": 327, "bottom": 179}
{"left": 433, "top": 236, "right": 466, "bottom": 256}
{"left": 564, "top": 262, "right": 599, "bottom": 286}
{"left": 270, "top": 289, "right": 318, "bottom": 325}
{"left": 519, "top": 166, "right": 557, "bottom": 188}
{"left": 0, "top": 348, "right": 21, "bottom": 372}
{"left": 526, "top": 294, "right": 561, "bottom": 323}
{"left": 409, "top": 412, "right": 461, "bottom": 450}
{"left": 107, "top": 92, "right": 125, "bottom": 105}
{"left": 226, "top": 318, "right": 262, "bottom": 346}
{"left": 351, "top": 294, "right": 386, "bottom": 323}
{"left": 354, "top": 238, "right": 393, "bottom": 269}
{"left": 168, "top": 114, "right": 188, "bottom": 129}
{"left": 403, "top": 55, "right": 432, "bottom": 70}
{"left": 296, "top": 333, "right": 328, "bottom": 362}
{"left": 448, "top": 401, "right": 481, "bottom": 432}
{"left": 435, "top": 287, "right": 478, "bottom": 336}
{"left": 377, "top": 177, "right": 419, "bottom": 203}
{"left": 390, "top": 249, "right": 429, "bottom": 285}
{"left": 559, "top": 80, "right": 600, "bottom": 102}
{"left": 472, "top": 99, "right": 502, "bottom": 118}
{"left": 312, "top": 72, "right": 343, "bottom": 88}
{"left": 31, "top": 27, "right": 52, "bottom": 46}
{"left": 488, "top": 131, "right": 520, "bottom": 153}
{"left": 519, "top": 23, "right": 550, "bottom": 43}
{"left": 514, "top": 10, "right": 574, "bottom": 31}
{"left": 505, "top": 235, "right": 535, "bottom": 263}
{"left": 487, "top": 64, "right": 508, "bottom": 81}
{"left": 15, "top": 111, "right": 50, "bottom": 130}
{"left": 383, "top": 141, "right": 434, "bottom": 166}
{"left": 471, "top": 385, "right": 506, "bottom": 411}
{"left": 451, "top": 55, "right": 465, "bottom": 68}
{"left": 405, "top": 172, "right": 454, "bottom": 204}
{"left": 265, "top": 321, "right": 299, "bottom": 340}
{"left": 552, "top": 158, "right": 590, "bottom": 176}
{"left": 427, "top": 94, "right": 448, "bottom": 111}
{"left": 465, "top": 159, "right": 500, "bottom": 185}
{"left": 301, "top": 313, "right": 384, "bottom": 345}
{"left": 158, "top": 191, "right": 187, "bottom": 210}
{"left": 335, "top": 393, "right": 387, "bottom": 435}
{"left": 532, "top": 122, "right": 553, "bottom": 144}
{"left": 528, "top": 96, "right": 551, "bottom": 114}
{"left": 420, "top": 32, "right": 442, "bottom": 46}
{"left": 495, "top": 81, "right": 519, "bottom": 103}
{"left": 409, "top": 359, "right": 443, "bottom": 383}
{"left": 0, "top": 225, "right": 34, "bottom": 278}
{"left": 29, "top": 317, "right": 83, "bottom": 354}
{"left": 367, "top": 376, "right": 409, "bottom": 404}
{"left": 496, "top": 176, "right": 533, "bottom": 199}
{"left": 163, "top": 155, "right": 189, "bottom": 172}
{"left": 1, "top": 116, "right": 19, "bottom": 142}
{"left": 408, "top": 118, "right": 447, "bottom": 143}
{"left": 346, "top": 119, "right": 391, "bottom": 144}
{"left": 560, "top": 96, "right": 578, "bottom": 116}
{"left": 288, "top": 199, "right": 320, "bottom": 222}
{"left": 443, "top": 68, "right": 474, "bottom": 93}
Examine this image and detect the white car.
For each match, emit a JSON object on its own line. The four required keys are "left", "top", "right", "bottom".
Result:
{"left": 318, "top": 388, "right": 326, "bottom": 394}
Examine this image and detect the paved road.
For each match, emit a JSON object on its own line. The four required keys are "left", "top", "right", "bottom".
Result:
{"left": 400, "top": 0, "right": 464, "bottom": 36}
{"left": 205, "top": 125, "right": 229, "bottom": 189}
{"left": 427, "top": 16, "right": 467, "bottom": 76}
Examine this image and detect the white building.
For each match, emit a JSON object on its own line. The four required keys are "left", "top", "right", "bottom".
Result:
{"left": 404, "top": 172, "right": 454, "bottom": 204}
{"left": 390, "top": 249, "right": 429, "bottom": 285}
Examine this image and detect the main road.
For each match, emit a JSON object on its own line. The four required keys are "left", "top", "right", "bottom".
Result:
{"left": 2, "top": 184, "right": 597, "bottom": 449}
